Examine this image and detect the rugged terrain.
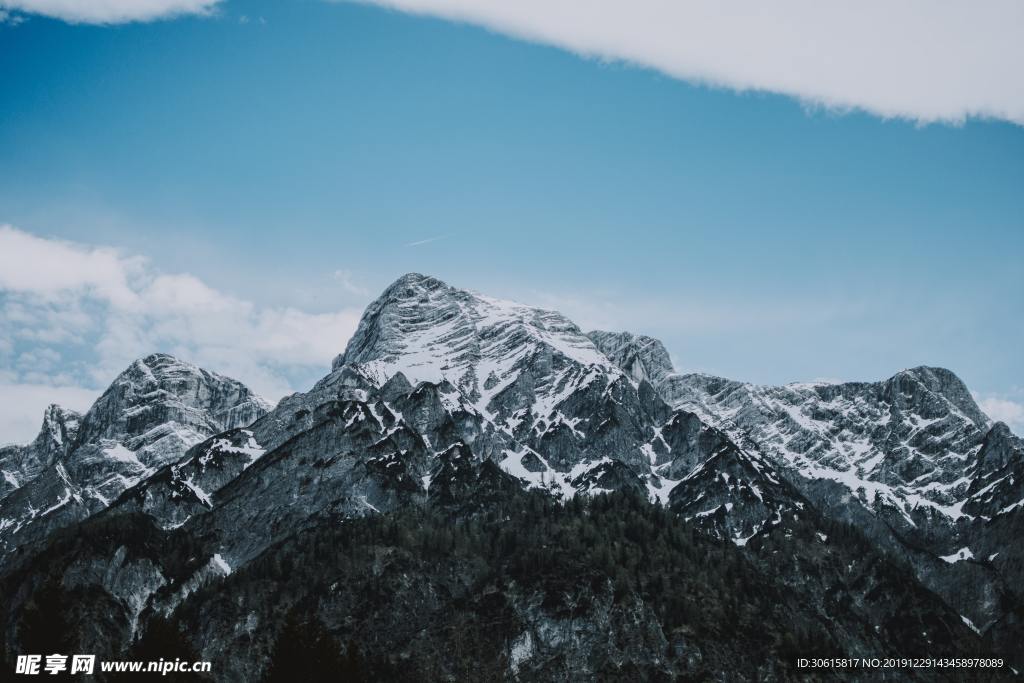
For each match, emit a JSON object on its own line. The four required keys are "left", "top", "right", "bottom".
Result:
{"left": 0, "top": 354, "right": 269, "bottom": 554}
{"left": 1, "top": 273, "right": 1020, "bottom": 681}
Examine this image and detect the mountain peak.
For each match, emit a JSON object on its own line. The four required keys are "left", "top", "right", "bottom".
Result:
{"left": 76, "top": 354, "right": 269, "bottom": 449}
{"left": 889, "top": 365, "right": 988, "bottom": 428}
{"left": 0, "top": 404, "right": 83, "bottom": 474}
{"left": 587, "top": 330, "right": 676, "bottom": 386}
{"left": 40, "top": 402, "right": 80, "bottom": 425}
{"left": 34, "top": 404, "right": 81, "bottom": 450}
{"left": 333, "top": 274, "right": 617, "bottom": 415}
{"left": 898, "top": 365, "right": 964, "bottom": 384}
{"left": 128, "top": 352, "right": 203, "bottom": 379}
{"left": 0, "top": 354, "right": 271, "bottom": 554}
{"left": 386, "top": 271, "right": 446, "bottom": 291}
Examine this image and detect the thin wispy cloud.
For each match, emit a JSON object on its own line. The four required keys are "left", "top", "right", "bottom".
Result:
{"left": 0, "top": 0, "right": 220, "bottom": 24}
{"left": 349, "top": 0, "right": 1024, "bottom": 126}
{"left": 405, "top": 234, "right": 452, "bottom": 247}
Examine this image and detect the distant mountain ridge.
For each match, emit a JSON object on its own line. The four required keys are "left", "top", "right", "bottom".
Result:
{"left": 594, "top": 333, "right": 1023, "bottom": 636}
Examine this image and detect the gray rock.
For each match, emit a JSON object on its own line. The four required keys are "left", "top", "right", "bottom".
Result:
{"left": 0, "top": 404, "right": 80, "bottom": 501}
{"left": 586, "top": 330, "right": 675, "bottom": 386}
{"left": 0, "top": 353, "right": 269, "bottom": 557}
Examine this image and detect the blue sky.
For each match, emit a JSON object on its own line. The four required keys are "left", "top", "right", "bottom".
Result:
{"left": 1, "top": 0, "right": 1022, "bottom": 440}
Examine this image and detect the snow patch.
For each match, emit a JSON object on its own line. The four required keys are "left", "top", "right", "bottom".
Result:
{"left": 181, "top": 478, "right": 213, "bottom": 507}
{"left": 210, "top": 553, "right": 232, "bottom": 576}
{"left": 102, "top": 443, "right": 146, "bottom": 470}
{"left": 509, "top": 631, "right": 534, "bottom": 674}
{"left": 940, "top": 547, "right": 974, "bottom": 564}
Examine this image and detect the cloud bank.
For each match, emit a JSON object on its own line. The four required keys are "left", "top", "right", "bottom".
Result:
{"left": 0, "top": 0, "right": 219, "bottom": 24}
{"left": 978, "top": 396, "right": 1024, "bottom": 433}
{"left": 0, "top": 225, "right": 363, "bottom": 443}
{"left": 352, "top": 0, "right": 1024, "bottom": 126}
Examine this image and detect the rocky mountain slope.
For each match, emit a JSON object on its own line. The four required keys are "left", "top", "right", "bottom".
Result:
{"left": 0, "top": 274, "right": 1020, "bottom": 680}
{"left": 620, "top": 355, "right": 1023, "bottom": 637}
{"left": 0, "top": 404, "right": 81, "bottom": 500}
{"left": 0, "top": 353, "right": 269, "bottom": 556}
{"left": 658, "top": 365, "right": 997, "bottom": 524}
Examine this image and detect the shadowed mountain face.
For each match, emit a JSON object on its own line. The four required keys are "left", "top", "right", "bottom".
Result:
{"left": 1, "top": 273, "right": 1020, "bottom": 680}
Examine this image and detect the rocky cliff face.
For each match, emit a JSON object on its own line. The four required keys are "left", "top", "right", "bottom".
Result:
{"left": 0, "top": 273, "right": 1020, "bottom": 680}
{"left": 660, "top": 367, "right": 995, "bottom": 520}
{"left": 74, "top": 353, "right": 268, "bottom": 459}
{"left": 0, "top": 353, "right": 269, "bottom": 556}
{"left": 586, "top": 330, "right": 675, "bottom": 386}
{"left": 0, "top": 404, "right": 80, "bottom": 501}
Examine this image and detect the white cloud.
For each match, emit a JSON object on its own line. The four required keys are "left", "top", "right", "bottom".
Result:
{"left": 0, "top": 225, "right": 366, "bottom": 442}
{"left": 977, "top": 396, "right": 1024, "bottom": 433}
{"left": 0, "top": 225, "right": 143, "bottom": 308}
{"left": 0, "top": 0, "right": 219, "bottom": 24}
{"left": 350, "top": 0, "right": 1024, "bottom": 126}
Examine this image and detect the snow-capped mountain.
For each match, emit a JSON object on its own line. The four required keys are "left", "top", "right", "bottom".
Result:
{"left": 335, "top": 272, "right": 621, "bottom": 422}
{"left": 655, "top": 365, "right": 1024, "bottom": 587}
{"left": 0, "top": 273, "right": 1021, "bottom": 678}
{"left": 659, "top": 366, "right": 1000, "bottom": 525}
{"left": 329, "top": 274, "right": 797, "bottom": 529}
{"left": 0, "top": 353, "right": 269, "bottom": 554}
{"left": 46, "top": 274, "right": 797, "bottom": 573}
{"left": 590, "top": 332, "right": 1023, "bottom": 635}
{"left": 4, "top": 276, "right": 1019, "bottom": 577}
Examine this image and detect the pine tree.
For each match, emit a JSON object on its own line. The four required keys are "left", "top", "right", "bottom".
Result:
{"left": 121, "top": 617, "right": 205, "bottom": 681}
{"left": 263, "top": 609, "right": 353, "bottom": 682}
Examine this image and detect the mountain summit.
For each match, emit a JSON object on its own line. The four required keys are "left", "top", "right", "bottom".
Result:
{"left": 0, "top": 353, "right": 268, "bottom": 553}
{"left": 335, "top": 273, "right": 617, "bottom": 416}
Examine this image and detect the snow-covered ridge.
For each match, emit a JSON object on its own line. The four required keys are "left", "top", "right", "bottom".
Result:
{"left": 335, "top": 273, "right": 621, "bottom": 421}
{"left": 331, "top": 275, "right": 1021, "bottom": 533}
{"left": 581, "top": 321, "right": 1022, "bottom": 531}
{"left": 651, "top": 364, "right": 1020, "bottom": 526}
